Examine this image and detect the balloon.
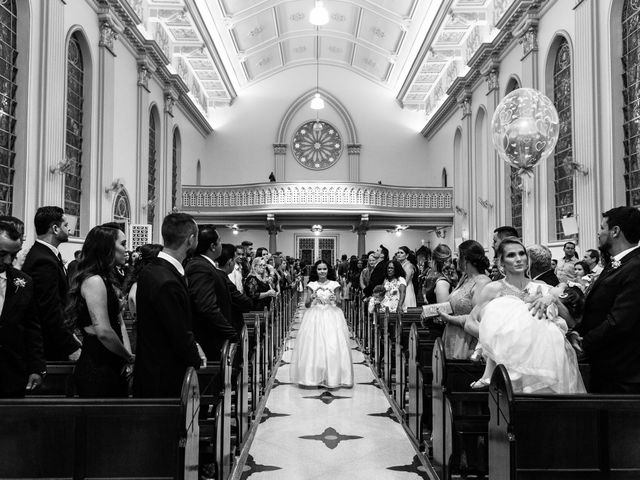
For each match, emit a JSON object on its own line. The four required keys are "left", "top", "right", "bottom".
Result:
{"left": 491, "top": 88, "right": 560, "bottom": 176}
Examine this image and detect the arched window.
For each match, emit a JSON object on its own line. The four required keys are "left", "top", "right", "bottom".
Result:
{"left": 0, "top": 1, "right": 17, "bottom": 215}
{"left": 506, "top": 78, "right": 522, "bottom": 237}
{"left": 172, "top": 129, "right": 180, "bottom": 209}
{"left": 65, "top": 33, "right": 85, "bottom": 236}
{"left": 196, "top": 159, "right": 201, "bottom": 185}
{"left": 113, "top": 189, "right": 131, "bottom": 223}
{"left": 552, "top": 39, "right": 575, "bottom": 239}
{"left": 623, "top": 0, "right": 640, "bottom": 207}
{"left": 148, "top": 112, "right": 157, "bottom": 224}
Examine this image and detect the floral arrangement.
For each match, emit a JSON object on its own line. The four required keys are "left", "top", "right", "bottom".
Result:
{"left": 13, "top": 277, "right": 26, "bottom": 292}
{"left": 314, "top": 287, "right": 334, "bottom": 305}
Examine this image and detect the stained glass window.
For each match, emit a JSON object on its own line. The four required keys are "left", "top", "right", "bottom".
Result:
{"left": 113, "top": 189, "right": 131, "bottom": 223}
{"left": 623, "top": 0, "right": 640, "bottom": 207}
{"left": 148, "top": 113, "right": 157, "bottom": 224}
{"left": 506, "top": 79, "right": 522, "bottom": 237}
{"left": 0, "top": 0, "right": 16, "bottom": 215}
{"left": 65, "top": 34, "right": 84, "bottom": 236}
{"left": 553, "top": 39, "right": 575, "bottom": 239}
{"left": 172, "top": 129, "right": 179, "bottom": 209}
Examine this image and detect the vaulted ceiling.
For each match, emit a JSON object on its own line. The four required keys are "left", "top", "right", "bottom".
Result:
{"left": 129, "top": 0, "right": 516, "bottom": 120}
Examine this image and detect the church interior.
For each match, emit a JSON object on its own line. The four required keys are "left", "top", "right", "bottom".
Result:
{"left": 2, "top": 0, "right": 640, "bottom": 479}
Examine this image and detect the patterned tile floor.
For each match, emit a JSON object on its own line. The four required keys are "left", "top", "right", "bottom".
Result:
{"left": 232, "top": 305, "right": 435, "bottom": 480}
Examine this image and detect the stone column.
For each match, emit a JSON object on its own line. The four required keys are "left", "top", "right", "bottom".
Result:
{"left": 135, "top": 59, "right": 153, "bottom": 224}
{"left": 162, "top": 90, "right": 178, "bottom": 220}
{"left": 355, "top": 225, "right": 367, "bottom": 258}
{"left": 513, "top": 14, "right": 540, "bottom": 245}
{"left": 458, "top": 92, "right": 473, "bottom": 241}
{"left": 96, "top": 14, "right": 121, "bottom": 226}
{"left": 572, "top": 0, "right": 599, "bottom": 248}
{"left": 482, "top": 60, "right": 502, "bottom": 240}
{"left": 347, "top": 144, "right": 361, "bottom": 182}
{"left": 267, "top": 214, "right": 278, "bottom": 253}
{"left": 273, "top": 144, "right": 287, "bottom": 181}
{"left": 37, "top": 0, "right": 66, "bottom": 206}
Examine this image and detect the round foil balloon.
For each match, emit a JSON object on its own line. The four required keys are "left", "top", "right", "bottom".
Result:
{"left": 491, "top": 88, "right": 559, "bottom": 176}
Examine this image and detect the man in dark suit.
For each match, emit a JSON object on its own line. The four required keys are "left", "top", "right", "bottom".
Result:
{"left": 185, "top": 225, "right": 239, "bottom": 363}
{"left": 133, "top": 213, "right": 205, "bottom": 398}
{"left": 577, "top": 206, "right": 640, "bottom": 393}
{"left": 22, "top": 206, "right": 81, "bottom": 361}
{"left": 527, "top": 244, "right": 560, "bottom": 286}
{"left": 217, "top": 243, "right": 253, "bottom": 333}
{"left": 363, "top": 245, "right": 388, "bottom": 297}
{"left": 0, "top": 220, "right": 46, "bottom": 397}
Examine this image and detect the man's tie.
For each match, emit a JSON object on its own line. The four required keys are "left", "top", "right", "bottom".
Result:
{"left": 0, "top": 274, "right": 6, "bottom": 315}
{"left": 57, "top": 252, "right": 67, "bottom": 273}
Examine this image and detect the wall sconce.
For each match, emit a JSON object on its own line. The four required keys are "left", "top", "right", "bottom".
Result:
{"left": 311, "top": 224, "right": 323, "bottom": 235}
{"left": 386, "top": 225, "right": 409, "bottom": 236}
{"left": 567, "top": 161, "right": 589, "bottom": 176}
{"left": 226, "top": 224, "right": 246, "bottom": 236}
{"left": 141, "top": 199, "right": 155, "bottom": 211}
{"left": 435, "top": 227, "right": 447, "bottom": 239}
{"left": 104, "top": 178, "right": 124, "bottom": 195}
{"left": 454, "top": 205, "right": 468, "bottom": 217}
{"left": 477, "top": 197, "right": 493, "bottom": 209}
{"left": 49, "top": 159, "right": 73, "bottom": 175}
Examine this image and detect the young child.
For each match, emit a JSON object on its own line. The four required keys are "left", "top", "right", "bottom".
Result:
{"left": 368, "top": 285, "right": 386, "bottom": 314}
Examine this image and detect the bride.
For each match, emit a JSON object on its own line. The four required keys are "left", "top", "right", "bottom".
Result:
{"left": 466, "top": 237, "right": 586, "bottom": 394}
{"left": 290, "top": 260, "right": 354, "bottom": 388}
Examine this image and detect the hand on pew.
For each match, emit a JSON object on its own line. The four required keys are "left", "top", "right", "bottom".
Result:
{"left": 25, "top": 373, "right": 44, "bottom": 391}
{"left": 196, "top": 342, "right": 207, "bottom": 368}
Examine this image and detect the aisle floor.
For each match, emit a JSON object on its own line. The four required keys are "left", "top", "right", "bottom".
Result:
{"left": 235, "top": 306, "right": 433, "bottom": 480}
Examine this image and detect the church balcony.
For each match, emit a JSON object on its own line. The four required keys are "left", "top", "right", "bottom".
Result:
{"left": 181, "top": 182, "right": 453, "bottom": 225}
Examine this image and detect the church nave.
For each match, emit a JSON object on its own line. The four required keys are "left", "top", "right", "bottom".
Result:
{"left": 232, "top": 305, "right": 433, "bottom": 480}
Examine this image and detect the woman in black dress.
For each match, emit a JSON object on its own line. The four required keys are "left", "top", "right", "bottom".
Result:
{"left": 69, "top": 225, "right": 135, "bottom": 397}
{"left": 243, "top": 256, "right": 277, "bottom": 311}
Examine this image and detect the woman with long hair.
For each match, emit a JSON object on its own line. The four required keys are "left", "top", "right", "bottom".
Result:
{"left": 243, "top": 256, "right": 277, "bottom": 311}
{"left": 290, "top": 260, "right": 353, "bottom": 388}
{"left": 68, "top": 225, "right": 135, "bottom": 397}
{"left": 467, "top": 237, "right": 585, "bottom": 393}
{"left": 382, "top": 260, "right": 407, "bottom": 313}
{"left": 422, "top": 243, "right": 454, "bottom": 304}
{"left": 396, "top": 246, "right": 417, "bottom": 309}
{"left": 437, "top": 240, "right": 491, "bottom": 359}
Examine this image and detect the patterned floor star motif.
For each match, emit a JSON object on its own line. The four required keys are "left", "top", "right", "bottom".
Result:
{"left": 302, "top": 390, "right": 351, "bottom": 405}
{"left": 259, "top": 407, "right": 291, "bottom": 424}
{"left": 368, "top": 407, "right": 399, "bottom": 423}
{"left": 387, "top": 455, "right": 430, "bottom": 479}
{"left": 271, "top": 379, "right": 294, "bottom": 389}
{"left": 240, "top": 454, "right": 282, "bottom": 480}
{"left": 357, "top": 379, "right": 381, "bottom": 389}
{"left": 299, "top": 427, "right": 363, "bottom": 450}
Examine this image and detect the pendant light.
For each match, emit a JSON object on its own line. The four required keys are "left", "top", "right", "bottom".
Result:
{"left": 310, "top": 26, "right": 325, "bottom": 110}
{"left": 310, "top": 1, "right": 329, "bottom": 26}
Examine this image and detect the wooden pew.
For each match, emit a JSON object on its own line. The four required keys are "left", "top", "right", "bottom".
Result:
{"left": 0, "top": 368, "right": 200, "bottom": 480}
{"left": 431, "top": 339, "right": 488, "bottom": 479}
{"left": 27, "top": 361, "right": 76, "bottom": 397}
{"left": 489, "top": 364, "right": 640, "bottom": 480}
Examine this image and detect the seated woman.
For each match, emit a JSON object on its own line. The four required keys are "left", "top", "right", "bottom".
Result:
{"left": 290, "top": 260, "right": 353, "bottom": 388}
{"left": 68, "top": 225, "right": 135, "bottom": 397}
{"left": 466, "top": 237, "right": 586, "bottom": 394}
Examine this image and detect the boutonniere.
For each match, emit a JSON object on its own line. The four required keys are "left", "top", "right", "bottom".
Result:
{"left": 611, "top": 259, "right": 622, "bottom": 270}
{"left": 13, "top": 277, "right": 26, "bottom": 292}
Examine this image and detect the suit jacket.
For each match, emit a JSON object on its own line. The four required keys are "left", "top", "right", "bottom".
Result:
{"left": 534, "top": 269, "right": 560, "bottom": 287}
{"left": 185, "top": 256, "right": 239, "bottom": 361}
{"left": 578, "top": 248, "right": 640, "bottom": 383}
{"left": 224, "top": 276, "right": 252, "bottom": 333}
{"left": 363, "top": 261, "right": 387, "bottom": 297}
{"left": 0, "top": 267, "right": 45, "bottom": 396}
{"left": 132, "top": 257, "right": 201, "bottom": 397}
{"left": 21, "top": 241, "right": 80, "bottom": 360}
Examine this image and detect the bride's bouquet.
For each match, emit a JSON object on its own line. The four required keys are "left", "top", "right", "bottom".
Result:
{"left": 314, "top": 288, "right": 335, "bottom": 305}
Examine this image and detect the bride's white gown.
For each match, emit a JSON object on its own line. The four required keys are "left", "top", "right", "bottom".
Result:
{"left": 290, "top": 280, "right": 354, "bottom": 388}
{"left": 479, "top": 281, "right": 586, "bottom": 394}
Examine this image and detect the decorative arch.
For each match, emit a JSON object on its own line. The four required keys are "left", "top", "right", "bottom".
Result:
{"left": 275, "top": 88, "right": 358, "bottom": 144}
{"left": 505, "top": 75, "right": 521, "bottom": 96}
{"left": 196, "top": 159, "right": 202, "bottom": 185}
{"left": 504, "top": 76, "right": 522, "bottom": 237}
{"left": 113, "top": 187, "right": 131, "bottom": 223}
{"left": 474, "top": 106, "right": 488, "bottom": 240}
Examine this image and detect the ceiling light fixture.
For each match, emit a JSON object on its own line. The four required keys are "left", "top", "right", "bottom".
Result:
{"left": 309, "top": 1, "right": 329, "bottom": 26}
{"left": 386, "top": 225, "right": 409, "bottom": 236}
{"left": 311, "top": 224, "right": 323, "bottom": 235}
{"left": 310, "top": 26, "right": 325, "bottom": 110}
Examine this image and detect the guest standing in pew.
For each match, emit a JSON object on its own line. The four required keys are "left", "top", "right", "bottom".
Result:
{"left": 22, "top": 206, "right": 82, "bottom": 361}
{"left": 381, "top": 260, "right": 407, "bottom": 313}
{"left": 466, "top": 238, "right": 586, "bottom": 394}
{"left": 123, "top": 243, "right": 163, "bottom": 319}
{"left": 0, "top": 220, "right": 46, "bottom": 397}
{"left": 527, "top": 244, "right": 560, "bottom": 287}
{"left": 574, "top": 207, "right": 640, "bottom": 393}
{"left": 422, "top": 244, "right": 454, "bottom": 304}
{"left": 68, "top": 225, "right": 135, "bottom": 397}
{"left": 243, "top": 257, "right": 277, "bottom": 311}
{"left": 437, "top": 240, "right": 491, "bottom": 360}
{"left": 216, "top": 243, "right": 253, "bottom": 334}
{"left": 362, "top": 245, "right": 388, "bottom": 297}
{"left": 185, "top": 226, "right": 240, "bottom": 364}
{"left": 133, "top": 213, "right": 205, "bottom": 398}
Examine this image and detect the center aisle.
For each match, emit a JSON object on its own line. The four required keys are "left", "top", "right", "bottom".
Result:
{"left": 232, "top": 303, "right": 434, "bottom": 480}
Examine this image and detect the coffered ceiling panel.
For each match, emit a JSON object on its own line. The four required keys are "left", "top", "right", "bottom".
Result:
{"left": 282, "top": 37, "right": 316, "bottom": 64}
{"left": 357, "top": 10, "right": 405, "bottom": 54}
{"left": 244, "top": 44, "right": 283, "bottom": 79}
{"left": 232, "top": 9, "right": 278, "bottom": 52}
{"left": 320, "top": 38, "right": 353, "bottom": 64}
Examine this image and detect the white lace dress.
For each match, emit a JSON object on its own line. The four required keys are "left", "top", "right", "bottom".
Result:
{"left": 290, "top": 281, "right": 354, "bottom": 388}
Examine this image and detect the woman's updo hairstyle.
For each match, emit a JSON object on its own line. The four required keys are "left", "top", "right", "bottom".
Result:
{"left": 432, "top": 244, "right": 452, "bottom": 273}
{"left": 458, "top": 240, "right": 490, "bottom": 273}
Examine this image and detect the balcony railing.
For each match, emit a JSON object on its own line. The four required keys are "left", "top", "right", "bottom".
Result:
{"left": 181, "top": 182, "right": 453, "bottom": 215}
